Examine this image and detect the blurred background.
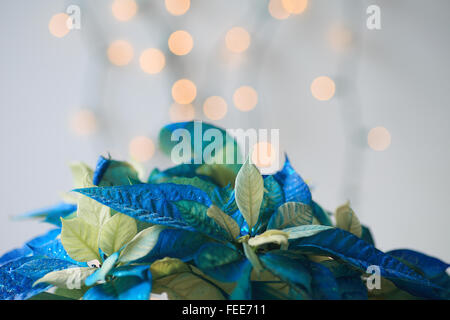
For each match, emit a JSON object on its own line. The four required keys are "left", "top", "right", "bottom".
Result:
{"left": 1, "top": 0, "right": 449, "bottom": 261}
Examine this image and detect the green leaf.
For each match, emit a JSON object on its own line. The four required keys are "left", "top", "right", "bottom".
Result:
{"left": 243, "top": 242, "right": 264, "bottom": 274}
{"left": 283, "top": 225, "right": 334, "bottom": 240}
{"left": 248, "top": 230, "right": 289, "bottom": 249}
{"left": 77, "top": 195, "right": 111, "bottom": 227}
{"left": 235, "top": 159, "right": 264, "bottom": 232}
{"left": 196, "top": 164, "right": 239, "bottom": 188}
{"left": 69, "top": 162, "right": 94, "bottom": 188}
{"left": 150, "top": 258, "right": 191, "bottom": 280}
{"left": 33, "top": 267, "right": 96, "bottom": 289}
{"left": 61, "top": 217, "right": 101, "bottom": 262}
{"left": 152, "top": 271, "right": 226, "bottom": 300}
{"left": 28, "top": 292, "right": 75, "bottom": 300}
{"left": 207, "top": 205, "right": 240, "bottom": 241}
{"left": 119, "top": 226, "right": 165, "bottom": 263}
{"left": 54, "top": 287, "right": 87, "bottom": 300}
{"left": 335, "top": 202, "right": 362, "bottom": 237}
{"left": 99, "top": 213, "right": 137, "bottom": 256}
{"left": 267, "top": 202, "right": 313, "bottom": 230}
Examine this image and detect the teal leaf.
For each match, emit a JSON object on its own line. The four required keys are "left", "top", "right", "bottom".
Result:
{"left": 174, "top": 200, "right": 230, "bottom": 241}
{"left": 194, "top": 243, "right": 247, "bottom": 282}
{"left": 85, "top": 252, "right": 119, "bottom": 286}
{"left": 267, "top": 202, "right": 314, "bottom": 230}
{"left": 93, "top": 156, "right": 141, "bottom": 186}
{"left": 260, "top": 252, "right": 312, "bottom": 293}
{"left": 0, "top": 257, "right": 77, "bottom": 300}
{"left": 16, "top": 203, "right": 76, "bottom": 227}
{"left": 136, "top": 229, "right": 212, "bottom": 263}
{"left": 290, "top": 228, "right": 441, "bottom": 299}
{"left": 230, "top": 261, "right": 253, "bottom": 300}
{"left": 255, "top": 175, "right": 284, "bottom": 233}
{"left": 361, "top": 225, "right": 375, "bottom": 245}
{"left": 235, "top": 159, "right": 264, "bottom": 232}
{"left": 311, "top": 201, "right": 333, "bottom": 226}
{"left": 74, "top": 183, "right": 212, "bottom": 234}
{"left": 274, "top": 155, "right": 312, "bottom": 205}
{"left": 83, "top": 276, "right": 151, "bottom": 300}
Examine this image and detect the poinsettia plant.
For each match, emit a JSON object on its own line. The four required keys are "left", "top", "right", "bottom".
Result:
{"left": 0, "top": 121, "right": 448, "bottom": 300}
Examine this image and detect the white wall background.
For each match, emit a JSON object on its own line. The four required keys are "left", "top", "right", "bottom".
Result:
{"left": 0, "top": 0, "right": 449, "bottom": 261}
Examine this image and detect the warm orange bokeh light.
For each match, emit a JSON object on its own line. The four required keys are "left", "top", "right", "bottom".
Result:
{"left": 368, "top": 127, "right": 391, "bottom": 151}
{"left": 172, "top": 79, "right": 197, "bottom": 104}
{"left": 328, "top": 24, "right": 353, "bottom": 52}
{"left": 168, "top": 30, "right": 194, "bottom": 56}
{"left": 111, "top": 0, "right": 138, "bottom": 21}
{"left": 139, "top": 48, "right": 166, "bottom": 74}
{"left": 203, "top": 96, "right": 228, "bottom": 121}
{"left": 129, "top": 136, "right": 155, "bottom": 162}
{"left": 233, "top": 86, "right": 258, "bottom": 111}
{"left": 225, "top": 27, "right": 251, "bottom": 53}
{"left": 268, "top": 0, "right": 290, "bottom": 20}
{"left": 282, "top": 0, "right": 308, "bottom": 14}
{"left": 311, "top": 76, "right": 336, "bottom": 101}
{"left": 165, "top": 0, "right": 190, "bottom": 16}
{"left": 70, "top": 110, "right": 97, "bottom": 136}
{"left": 107, "top": 40, "right": 134, "bottom": 66}
{"left": 252, "top": 142, "right": 277, "bottom": 168}
{"left": 169, "top": 103, "right": 195, "bottom": 122}
{"left": 48, "top": 13, "right": 71, "bottom": 38}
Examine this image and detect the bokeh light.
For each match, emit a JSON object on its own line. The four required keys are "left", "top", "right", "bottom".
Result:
{"left": 48, "top": 13, "right": 71, "bottom": 38}
{"left": 168, "top": 30, "right": 194, "bottom": 56}
{"left": 203, "top": 96, "right": 228, "bottom": 120}
{"left": 169, "top": 103, "right": 195, "bottom": 122}
{"left": 328, "top": 24, "right": 353, "bottom": 52}
{"left": 233, "top": 86, "right": 258, "bottom": 111}
{"left": 129, "top": 136, "right": 155, "bottom": 162}
{"left": 268, "top": 0, "right": 290, "bottom": 20}
{"left": 70, "top": 109, "right": 97, "bottom": 136}
{"left": 172, "top": 79, "right": 197, "bottom": 104}
{"left": 139, "top": 48, "right": 166, "bottom": 74}
{"left": 368, "top": 127, "right": 391, "bottom": 151}
{"left": 225, "top": 27, "right": 251, "bottom": 53}
{"left": 311, "top": 76, "right": 336, "bottom": 101}
{"left": 107, "top": 40, "right": 134, "bottom": 66}
{"left": 252, "top": 142, "right": 277, "bottom": 168}
{"left": 282, "top": 0, "right": 308, "bottom": 14}
{"left": 111, "top": 0, "right": 138, "bottom": 21}
{"left": 165, "top": 0, "right": 190, "bottom": 16}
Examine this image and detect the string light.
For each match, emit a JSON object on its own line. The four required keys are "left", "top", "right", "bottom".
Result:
{"left": 282, "top": 0, "right": 308, "bottom": 14}
{"left": 172, "top": 79, "right": 197, "bottom": 104}
{"left": 233, "top": 86, "right": 258, "bottom": 111}
{"left": 48, "top": 13, "right": 71, "bottom": 38}
{"left": 129, "top": 136, "right": 155, "bottom": 162}
{"left": 203, "top": 96, "right": 228, "bottom": 120}
{"left": 225, "top": 27, "right": 251, "bottom": 53}
{"left": 165, "top": 0, "right": 190, "bottom": 16}
{"left": 368, "top": 127, "right": 391, "bottom": 151}
{"left": 111, "top": 0, "right": 138, "bottom": 21}
{"left": 311, "top": 76, "right": 336, "bottom": 101}
{"left": 107, "top": 40, "right": 134, "bottom": 66}
{"left": 169, "top": 103, "right": 195, "bottom": 122}
{"left": 139, "top": 48, "right": 166, "bottom": 74}
{"left": 268, "top": 0, "right": 290, "bottom": 20}
{"left": 69, "top": 110, "right": 97, "bottom": 136}
{"left": 252, "top": 142, "right": 276, "bottom": 168}
{"left": 168, "top": 30, "right": 194, "bottom": 56}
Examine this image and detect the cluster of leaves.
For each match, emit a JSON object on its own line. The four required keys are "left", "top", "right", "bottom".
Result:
{"left": 1, "top": 121, "right": 449, "bottom": 300}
